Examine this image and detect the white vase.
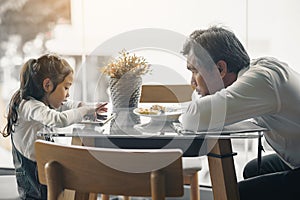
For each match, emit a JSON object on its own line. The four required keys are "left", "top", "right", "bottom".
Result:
{"left": 109, "top": 76, "right": 142, "bottom": 110}
{"left": 109, "top": 76, "right": 142, "bottom": 133}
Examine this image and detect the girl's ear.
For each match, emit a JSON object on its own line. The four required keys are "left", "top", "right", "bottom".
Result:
{"left": 216, "top": 60, "right": 227, "bottom": 78}
{"left": 43, "top": 78, "right": 53, "bottom": 92}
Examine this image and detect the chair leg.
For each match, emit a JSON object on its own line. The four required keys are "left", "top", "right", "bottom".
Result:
{"left": 88, "top": 193, "right": 98, "bottom": 200}
{"left": 184, "top": 173, "right": 200, "bottom": 200}
{"left": 101, "top": 194, "right": 109, "bottom": 200}
{"left": 189, "top": 173, "right": 200, "bottom": 200}
{"left": 151, "top": 170, "right": 166, "bottom": 200}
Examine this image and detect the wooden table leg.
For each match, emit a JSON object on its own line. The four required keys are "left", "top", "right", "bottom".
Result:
{"left": 207, "top": 139, "right": 240, "bottom": 200}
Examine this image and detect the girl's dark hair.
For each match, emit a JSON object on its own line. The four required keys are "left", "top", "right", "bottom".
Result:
{"left": 1, "top": 54, "right": 73, "bottom": 137}
{"left": 182, "top": 26, "right": 250, "bottom": 73}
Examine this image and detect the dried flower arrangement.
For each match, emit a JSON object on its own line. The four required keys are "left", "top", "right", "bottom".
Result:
{"left": 101, "top": 49, "right": 151, "bottom": 79}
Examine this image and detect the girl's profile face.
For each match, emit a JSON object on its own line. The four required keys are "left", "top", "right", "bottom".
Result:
{"left": 47, "top": 72, "right": 74, "bottom": 108}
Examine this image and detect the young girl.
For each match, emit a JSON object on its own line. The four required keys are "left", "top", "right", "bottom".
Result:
{"left": 1, "top": 54, "right": 107, "bottom": 199}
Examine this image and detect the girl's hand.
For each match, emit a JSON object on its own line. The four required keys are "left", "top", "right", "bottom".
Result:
{"left": 95, "top": 102, "right": 108, "bottom": 114}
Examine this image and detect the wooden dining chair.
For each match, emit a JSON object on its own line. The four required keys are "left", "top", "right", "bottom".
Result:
{"left": 35, "top": 140, "right": 184, "bottom": 200}
{"left": 140, "top": 84, "right": 202, "bottom": 200}
{"left": 140, "top": 84, "right": 194, "bottom": 103}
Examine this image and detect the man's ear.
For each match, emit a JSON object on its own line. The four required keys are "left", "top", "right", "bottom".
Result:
{"left": 43, "top": 78, "right": 53, "bottom": 92}
{"left": 216, "top": 60, "right": 227, "bottom": 78}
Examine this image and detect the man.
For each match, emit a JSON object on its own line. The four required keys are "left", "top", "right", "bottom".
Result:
{"left": 181, "top": 26, "right": 300, "bottom": 199}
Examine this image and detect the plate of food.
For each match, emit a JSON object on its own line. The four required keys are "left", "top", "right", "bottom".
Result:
{"left": 133, "top": 104, "right": 183, "bottom": 121}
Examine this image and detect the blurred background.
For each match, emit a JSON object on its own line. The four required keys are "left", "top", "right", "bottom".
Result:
{"left": 0, "top": 0, "right": 299, "bottom": 186}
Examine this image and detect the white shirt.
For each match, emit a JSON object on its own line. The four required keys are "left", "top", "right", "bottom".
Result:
{"left": 12, "top": 99, "right": 94, "bottom": 161}
{"left": 182, "top": 57, "right": 300, "bottom": 168}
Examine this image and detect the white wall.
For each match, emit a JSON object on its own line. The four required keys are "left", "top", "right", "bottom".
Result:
{"left": 81, "top": 0, "right": 247, "bottom": 52}
{"left": 247, "top": 0, "right": 300, "bottom": 71}
{"left": 48, "top": 0, "right": 300, "bottom": 73}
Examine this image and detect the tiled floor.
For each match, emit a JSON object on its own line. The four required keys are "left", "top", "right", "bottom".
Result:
{"left": 0, "top": 147, "right": 14, "bottom": 168}
{"left": 0, "top": 175, "right": 19, "bottom": 200}
{"left": 95, "top": 186, "right": 213, "bottom": 200}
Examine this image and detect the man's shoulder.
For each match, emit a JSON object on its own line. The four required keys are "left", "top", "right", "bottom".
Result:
{"left": 249, "top": 57, "right": 292, "bottom": 81}
{"left": 250, "top": 57, "right": 288, "bottom": 70}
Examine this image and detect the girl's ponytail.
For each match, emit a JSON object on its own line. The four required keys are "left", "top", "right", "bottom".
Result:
{"left": 1, "top": 90, "right": 22, "bottom": 137}
{"left": 1, "top": 59, "right": 35, "bottom": 137}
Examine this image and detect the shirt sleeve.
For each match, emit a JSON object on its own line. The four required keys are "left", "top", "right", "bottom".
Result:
{"left": 20, "top": 100, "right": 94, "bottom": 128}
{"left": 57, "top": 100, "right": 82, "bottom": 111}
{"left": 181, "top": 67, "right": 279, "bottom": 131}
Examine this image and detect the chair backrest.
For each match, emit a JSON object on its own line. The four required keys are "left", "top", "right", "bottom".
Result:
{"left": 35, "top": 140, "right": 184, "bottom": 200}
{"left": 140, "top": 84, "right": 193, "bottom": 103}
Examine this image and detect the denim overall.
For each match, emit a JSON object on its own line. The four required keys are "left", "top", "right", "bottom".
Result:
{"left": 11, "top": 136, "right": 47, "bottom": 200}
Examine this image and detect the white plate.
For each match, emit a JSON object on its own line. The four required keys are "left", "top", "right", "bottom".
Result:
{"left": 133, "top": 107, "right": 183, "bottom": 118}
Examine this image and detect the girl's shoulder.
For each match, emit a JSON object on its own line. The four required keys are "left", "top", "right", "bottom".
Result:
{"left": 20, "top": 98, "right": 45, "bottom": 110}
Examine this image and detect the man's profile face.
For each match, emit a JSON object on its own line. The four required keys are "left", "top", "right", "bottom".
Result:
{"left": 186, "top": 59, "right": 210, "bottom": 96}
{"left": 187, "top": 53, "right": 225, "bottom": 96}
